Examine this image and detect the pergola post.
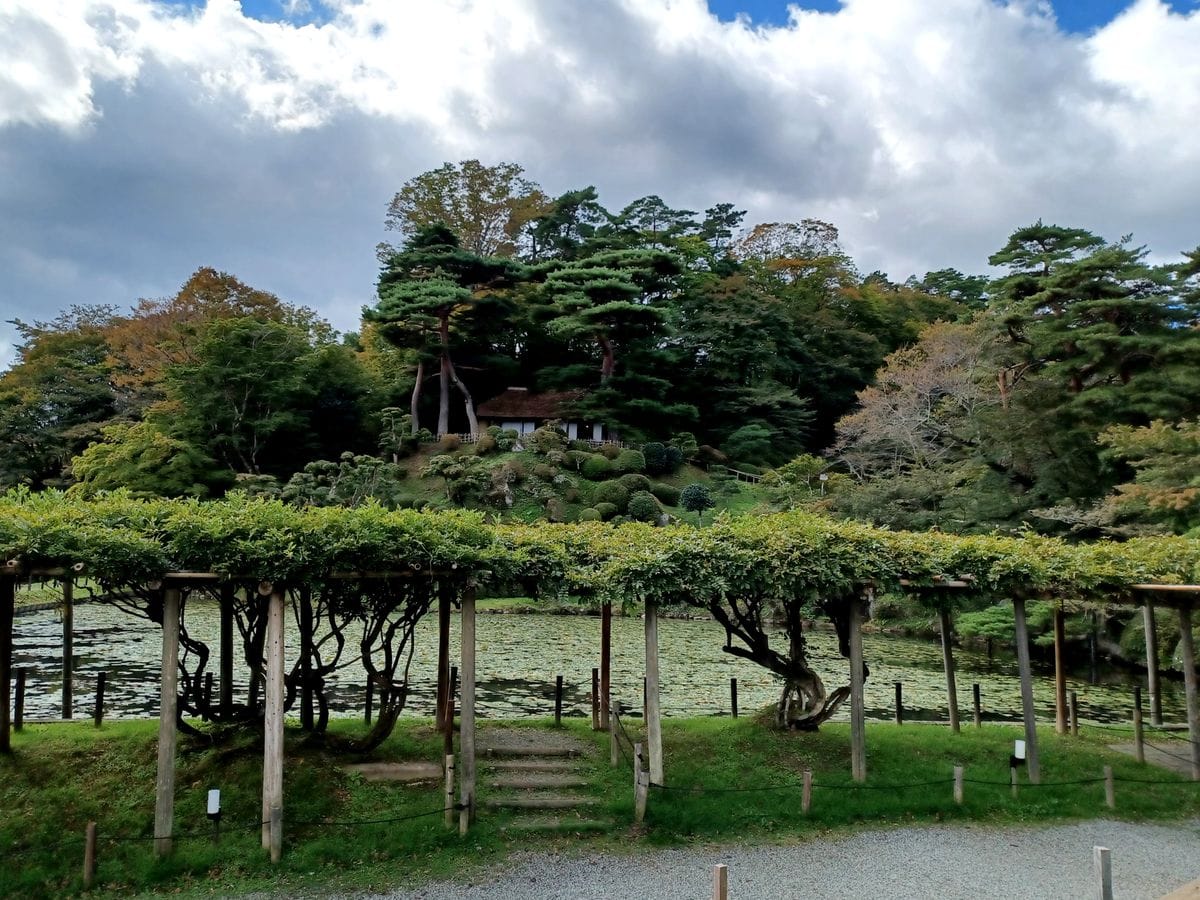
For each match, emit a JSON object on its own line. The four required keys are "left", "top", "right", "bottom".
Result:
{"left": 1053, "top": 604, "right": 1067, "bottom": 735}
{"left": 436, "top": 584, "right": 451, "bottom": 731}
{"left": 1177, "top": 604, "right": 1200, "bottom": 781}
{"left": 1012, "top": 595, "right": 1041, "bottom": 783}
{"left": 645, "top": 598, "right": 663, "bottom": 786}
{"left": 154, "top": 586, "right": 182, "bottom": 856}
{"left": 62, "top": 578, "right": 74, "bottom": 719}
{"left": 938, "top": 607, "right": 959, "bottom": 733}
{"left": 1143, "top": 602, "right": 1162, "bottom": 726}
{"left": 459, "top": 586, "right": 477, "bottom": 834}
{"left": 0, "top": 574, "right": 14, "bottom": 754}
{"left": 219, "top": 584, "right": 234, "bottom": 717}
{"left": 849, "top": 594, "right": 867, "bottom": 782}
{"left": 600, "top": 602, "right": 612, "bottom": 732}
{"left": 261, "top": 587, "right": 285, "bottom": 851}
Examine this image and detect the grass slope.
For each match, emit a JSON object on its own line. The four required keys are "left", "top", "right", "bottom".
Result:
{"left": 2, "top": 717, "right": 1195, "bottom": 898}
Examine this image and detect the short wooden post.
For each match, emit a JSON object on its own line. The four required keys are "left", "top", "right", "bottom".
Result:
{"left": 938, "top": 608, "right": 960, "bottom": 733}
{"left": 13, "top": 667, "right": 25, "bottom": 731}
{"left": 554, "top": 674, "right": 563, "bottom": 726}
{"left": 1144, "top": 602, "right": 1162, "bottom": 726}
{"left": 436, "top": 584, "right": 451, "bottom": 731}
{"left": 972, "top": 683, "right": 981, "bottom": 728}
{"left": 633, "top": 742, "right": 647, "bottom": 823}
{"left": 1013, "top": 595, "right": 1041, "bottom": 783}
{"left": 0, "top": 574, "right": 14, "bottom": 753}
{"left": 1177, "top": 604, "right": 1200, "bottom": 781}
{"left": 609, "top": 695, "right": 619, "bottom": 767}
{"left": 633, "top": 742, "right": 643, "bottom": 792}
{"left": 1094, "top": 846, "right": 1113, "bottom": 900}
{"left": 364, "top": 679, "right": 374, "bottom": 725}
{"left": 219, "top": 584, "right": 234, "bottom": 718}
{"left": 261, "top": 587, "right": 285, "bottom": 851}
{"left": 713, "top": 863, "right": 729, "bottom": 900}
{"left": 93, "top": 671, "right": 106, "bottom": 727}
{"left": 154, "top": 586, "right": 181, "bottom": 857}
{"left": 203, "top": 671, "right": 213, "bottom": 718}
{"left": 645, "top": 599, "right": 663, "bottom": 787}
{"left": 1053, "top": 604, "right": 1068, "bottom": 734}
{"left": 894, "top": 681, "right": 903, "bottom": 725}
{"left": 62, "top": 578, "right": 74, "bottom": 719}
{"left": 1010, "top": 766, "right": 1019, "bottom": 799}
{"left": 600, "top": 602, "right": 612, "bottom": 731}
{"left": 1104, "top": 765, "right": 1115, "bottom": 809}
{"left": 849, "top": 595, "right": 867, "bottom": 782}
{"left": 269, "top": 805, "right": 282, "bottom": 864}
{"left": 459, "top": 587, "right": 477, "bottom": 835}
{"left": 730, "top": 677, "right": 738, "bottom": 718}
{"left": 443, "top": 753, "right": 455, "bottom": 828}
{"left": 1070, "top": 691, "right": 1080, "bottom": 736}
{"left": 801, "top": 769, "right": 812, "bottom": 814}
{"left": 591, "top": 667, "right": 600, "bottom": 730}
{"left": 953, "top": 765, "right": 964, "bottom": 805}
{"left": 1133, "top": 687, "right": 1144, "bottom": 764}
{"left": 83, "top": 821, "right": 97, "bottom": 890}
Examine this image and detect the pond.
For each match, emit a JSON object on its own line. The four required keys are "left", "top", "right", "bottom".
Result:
{"left": 9, "top": 600, "right": 1187, "bottom": 727}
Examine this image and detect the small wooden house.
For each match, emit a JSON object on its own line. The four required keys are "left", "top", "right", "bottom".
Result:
{"left": 476, "top": 387, "right": 612, "bottom": 442}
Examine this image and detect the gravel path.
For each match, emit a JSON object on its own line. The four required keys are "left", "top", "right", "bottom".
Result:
{"left": 379, "top": 820, "right": 1200, "bottom": 900}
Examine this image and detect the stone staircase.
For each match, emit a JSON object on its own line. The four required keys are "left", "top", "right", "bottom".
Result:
{"left": 478, "top": 726, "right": 609, "bottom": 833}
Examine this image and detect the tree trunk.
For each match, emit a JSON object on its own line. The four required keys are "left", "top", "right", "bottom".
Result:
{"left": 447, "top": 358, "right": 480, "bottom": 436}
{"left": 438, "top": 314, "right": 452, "bottom": 435}
{"left": 597, "top": 333, "right": 615, "bottom": 383}
{"left": 774, "top": 610, "right": 850, "bottom": 730}
{"left": 410, "top": 357, "right": 424, "bottom": 436}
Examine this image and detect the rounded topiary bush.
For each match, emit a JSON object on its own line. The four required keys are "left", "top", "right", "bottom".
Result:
{"left": 650, "top": 482, "right": 681, "bottom": 506}
{"left": 627, "top": 490, "right": 661, "bottom": 522}
{"left": 582, "top": 455, "right": 615, "bottom": 480}
{"left": 614, "top": 449, "right": 646, "bottom": 473}
{"left": 578, "top": 507, "right": 602, "bottom": 522}
{"left": 599, "top": 444, "right": 622, "bottom": 460}
{"left": 594, "top": 502, "right": 619, "bottom": 520}
{"left": 474, "top": 433, "right": 498, "bottom": 455}
{"left": 619, "top": 473, "right": 651, "bottom": 493}
{"left": 593, "top": 481, "right": 630, "bottom": 510}
{"left": 532, "top": 463, "right": 556, "bottom": 481}
{"left": 569, "top": 439, "right": 594, "bottom": 453}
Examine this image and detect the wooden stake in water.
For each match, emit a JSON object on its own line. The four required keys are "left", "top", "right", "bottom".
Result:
{"left": 13, "top": 667, "right": 25, "bottom": 732}
{"left": 894, "top": 681, "right": 903, "bottom": 726}
{"left": 972, "top": 683, "right": 981, "bottom": 728}
{"left": 1070, "top": 691, "right": 1080, "bottom": 737}
{"left": 1133, "top": 687, "right": 1144, "bottom": 764}
{"left": 93, "top": 672, "right": 106, "bottom": 728}
{"left": 554, "top": 674, "right": 563, "bottom": 726}
{"left": 730, "top": 677, "right": 738, "bottom": 719}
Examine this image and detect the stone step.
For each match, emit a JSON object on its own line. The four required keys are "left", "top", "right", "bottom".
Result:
{"left": 481, "top": 745, "right": 580, "bottom": 758}
{"left": 484, "top": 794, "right": 599, "bottom": 810}
{"left": 501, "top": 816, "right": 610, "bottom": 833}
{"left": 343, "top": 761, "right": 442, "bottom": 783}
{"left": 484, "top": 758, "right": 577, "bottom": 773}
{"left": 489, "top": 773, "right": 588, "bottom": 790}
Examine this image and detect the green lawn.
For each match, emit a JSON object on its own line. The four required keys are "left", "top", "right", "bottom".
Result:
{"left": 1, "top": 716, "right": 1196, "bottom": 898}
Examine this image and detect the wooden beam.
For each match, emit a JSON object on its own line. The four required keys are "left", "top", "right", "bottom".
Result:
{"left": 154, "top": 587, "right": 181, "bottom": 856}
{"left": 645, "top": 598, "right": 663, "bottom": 786}
{"left": 1177, "top": 604, "right": 1200, "bottom": 781}
{"left": 1053, "top": 604, "right": 1067, "bottom": 735}
{"left": 62, "top": 579, "right": 74, "bottom": 719}
{"left": 1131, "top": 584, "right": 1200, "bottom": 592}
{"left": 459, "top": 587, "right": 477, "bottom": 834}
{"left": 0, "top": 575, "right": 13, "bottom": 754}
{"left": 849, "top": 595, "right": 867, "bottom": 782}
{"left": 219, "top": 584, "right": 234, "bottom": 717}
{"left": 1013, "top": 595, "right": 1041, "bottom": 783}
{"left": 261, "top": 589, "right": 285, "bottom": 850}
{"left": 299, "top": 586, "right": 313, "bottom": 730}
{"left": 938, "top": 608, "right": 959, "bottom": 733}
{"left": 600, "top": 602, "right": 612, "bottom": 732}
{"left": 1144, "top": 602, "right": 1162, "bottom": 726}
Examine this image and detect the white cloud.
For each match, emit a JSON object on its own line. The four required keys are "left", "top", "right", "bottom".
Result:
{"left": 0, "top": 0, "right": 1198, "bottom": 358}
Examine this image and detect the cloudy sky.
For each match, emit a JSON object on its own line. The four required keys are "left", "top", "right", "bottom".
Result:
{"left": 2, "top": 0, "right": 1199, "bottom": 371}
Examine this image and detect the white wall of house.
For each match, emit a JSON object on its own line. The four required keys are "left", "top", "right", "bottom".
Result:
{"left": 592, "top": 423, "right": 603, "bottom": 442}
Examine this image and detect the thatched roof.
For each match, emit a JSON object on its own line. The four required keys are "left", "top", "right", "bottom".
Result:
{"left": 476, "top": 388, "right": 585, "bottom": 420}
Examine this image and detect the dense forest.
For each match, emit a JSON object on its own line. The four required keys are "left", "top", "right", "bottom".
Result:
{"left": 2, "top": 159, "right": 1198, "bottom": 538}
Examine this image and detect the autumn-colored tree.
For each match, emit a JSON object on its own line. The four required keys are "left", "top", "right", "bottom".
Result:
{"left": 383, "top": 160, "right": 551, "bottom": 258}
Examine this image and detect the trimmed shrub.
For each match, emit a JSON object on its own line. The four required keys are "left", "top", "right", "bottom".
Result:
{"left": 650, "top": 482, "right": 681, "bottom": 506}
{"left": 474, "top": 433, "right": 498, "bottom": 456}
{"left": 565, "top": 450, "right": 591, "bottom": 472}
{"left": 663, "top": 445, "right": 684, "bottom": 472}
{"left": 599, "top": 443, "right": 622, "bottom": 460}
{"left": 614, "top": 449, "right": 646, "bottom": 474}
{"left": 680, "top": 482, "right": 716, "bottom": 523}
{"left": 528, "top": 424, "right": 567, "bottom": 454}
{"left": 698, "top": 444, "right": 728, "bottom": 465}
{"left": 582, "top": 455, "right": 615, "bottom": 480}
{"left": 569, "top": 439, "right": 594, "bottom": 453}
{"left": 627, "top": 490, "right": 661, "bottom": 522}
{"left": 619, "top": 473, "right": 652, "bottom": 493}
{"left": 671, "top": 432, "right": 699, "bottom": 459}
{"left": 545, "top": 496, "right": 566, "bottom": 522}
{"left": 594, "top": 502, "right": 619, "bottom": 520}
{"left": 437, "top": 434, "right": 461, "bottom": 452}
{"left": 496, "top": 429, "right": 520, "bottom": 452}
{"left": 545, "top": 450, "right": 567, "bottom": 466}
{"left": 532, "top": 463, "right": 556, "bottom": 481}
{"left": 578, "top": 507, "right": 602, "bottom": 522}
{"left": 593, "top": 481, "right": 630, "bottom": 510}
{"left": 643, "top": 442, "right": 668, "bottom": 475}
